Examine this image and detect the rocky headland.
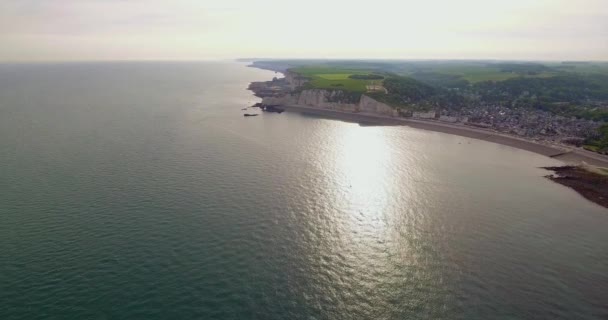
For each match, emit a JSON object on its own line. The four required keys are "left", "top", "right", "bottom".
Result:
{"left": 543, "top": 165, "right": 608, "bottom": 209}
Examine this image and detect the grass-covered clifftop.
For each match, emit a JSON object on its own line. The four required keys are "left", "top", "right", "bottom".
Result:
{"left": 279, "top": 59, "right": 608, "bottom": 121}
{"left": 289, "top": 65, "right": 438, "bottom": 110}
{"left": 291, "top": 66, "right": 384, "bottom": 92}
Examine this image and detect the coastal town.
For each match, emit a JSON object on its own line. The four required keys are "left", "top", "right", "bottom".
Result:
{"left": 436, "top": 104, "right": 601, "bottom": 145}
{"left": 247, "top": 61, "right": 608, "bottom": 157}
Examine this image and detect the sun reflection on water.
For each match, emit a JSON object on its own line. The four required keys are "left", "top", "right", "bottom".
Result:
{"left": 321, "top": 124, "right": 413, "bottom": 251}
{"left": 298, "top": 120, "right": 461, "bottom": 317}
{"left": 334, "top": 126, "right": 392, "bottom": 215}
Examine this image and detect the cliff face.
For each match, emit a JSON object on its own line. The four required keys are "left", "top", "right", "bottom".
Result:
{"left": 260, "top": 94, "right": 296, "bottom": 106}
{"left": 254, "top": 72, "right": 398, "bottom": 117}
{"left": 283, "top": 71, "right": 310, "bottom": 90}
{"left": 296, "top": 89, "right": 359, "bottom": 112}
{"left": 262, "top": 89, "right": 398, "bottom": 117}
{"left": 359, "top": 95, "right": 398, "bottom": 117}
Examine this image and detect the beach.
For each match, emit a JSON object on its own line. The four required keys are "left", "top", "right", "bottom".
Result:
{"left": 280, "top": 104, "right": 608, "bottom": 167}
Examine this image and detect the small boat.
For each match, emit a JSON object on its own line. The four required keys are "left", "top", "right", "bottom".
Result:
{"left": 241, "top": 108, "right": 248, "bottom": 110}
{"left": 243, "top": 113, "right": 259, "bottom": 117}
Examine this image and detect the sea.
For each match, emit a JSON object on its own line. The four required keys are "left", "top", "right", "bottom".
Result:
{"left": 1, "top": 62, "right": 607, "bottom": 320}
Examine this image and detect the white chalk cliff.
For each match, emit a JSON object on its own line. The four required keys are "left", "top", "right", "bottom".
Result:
{"left": 262, "top": 89, "right": 398, "bottom": 117}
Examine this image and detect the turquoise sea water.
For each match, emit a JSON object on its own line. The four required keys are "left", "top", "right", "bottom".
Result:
{"left": 1, "top": 62, "right": 607, "bottom": 319}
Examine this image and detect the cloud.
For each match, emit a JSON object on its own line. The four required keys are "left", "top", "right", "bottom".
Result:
{"left": 0, "top": 0, "right": 606, "bottom": 61}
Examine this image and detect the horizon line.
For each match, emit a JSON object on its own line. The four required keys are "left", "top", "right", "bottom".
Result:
{"left": 1, "top": 57, "right": 607, "bottom": 64}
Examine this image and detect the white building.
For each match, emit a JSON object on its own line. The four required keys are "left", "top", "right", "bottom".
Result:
{"left": 439, "top": 115, "right": 458, "bottom": 123}
{"left": 412, "top": 111, "right": 437, "bottom": 119}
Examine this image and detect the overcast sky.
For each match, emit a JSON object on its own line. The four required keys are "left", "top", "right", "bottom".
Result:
{"left": 0, "top": 0, "right": 606, "bottom": 61}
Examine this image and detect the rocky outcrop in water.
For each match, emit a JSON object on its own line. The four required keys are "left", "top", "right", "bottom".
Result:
{"left": 543, "top": 165, "right": 608, "bottom": 209}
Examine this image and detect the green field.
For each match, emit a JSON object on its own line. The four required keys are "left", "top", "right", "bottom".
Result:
{"left": 548, "top": 62, "right": 608, "bottom": 74}
{"left": 288, "top": 61, "right": 608, "bottom": 91}
{"left": 292, "top": 65, "right": 561, "bottom": 88}
{"left": 316, "top": 73, "right": 353, "bottom": 80}
{"left": 412, "top": 65, "right": 558, "bottom": 83}
{"left": 291, "top": 67, "right": 381, "bottom": 92}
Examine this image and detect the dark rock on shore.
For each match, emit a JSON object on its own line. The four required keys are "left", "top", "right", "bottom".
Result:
{"left": 250, "top": 102, "right": 284, "bottom": 113}
{"left": 260, "top": 105, "right": 284, "bottom": 113}
{"left": 543, "top": 165, "right": 608, "bottom": 209}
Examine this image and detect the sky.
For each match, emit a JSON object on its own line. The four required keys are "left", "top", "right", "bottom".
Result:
{"left": 0, "top": 0, "right": 607, "bottom": 61}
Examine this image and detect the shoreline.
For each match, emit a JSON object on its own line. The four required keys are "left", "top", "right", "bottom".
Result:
{"left": 246, "top": 63, "right": 608, "bottom": 167}
{"left": 279, "top": 104, "right": 608, "bottom": 167}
